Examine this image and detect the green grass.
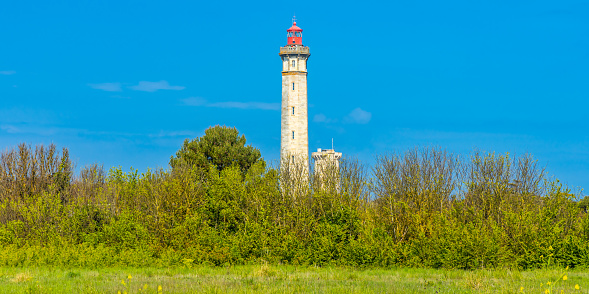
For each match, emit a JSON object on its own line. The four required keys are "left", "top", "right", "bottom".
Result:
{"left": 0, "top": 265, "right": 586, "bottom": 293}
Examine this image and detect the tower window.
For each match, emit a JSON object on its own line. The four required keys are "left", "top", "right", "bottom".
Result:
{"left": 292, "top": 155, "right": 294, "bottom": 162}
{"left": 292, "top": 131, "right": 295, "bottom": 140}
{"left": 292, "top": 60, "right": 295, "bottom": 67}
{"left": 292, "top": 106, "right": 295, "bottom": 115}
{"left": 292, "top": 83, "right": 295, "bottom": 91}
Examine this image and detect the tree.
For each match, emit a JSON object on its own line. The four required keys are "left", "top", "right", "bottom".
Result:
{"left": 170, "top": 125, "right": 263, "bottom": 173}
{"left": 579, "top": 196, "right": 589, "bottom": 213}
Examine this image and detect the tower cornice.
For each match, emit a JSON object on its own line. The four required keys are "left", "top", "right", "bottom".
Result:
{"left": 279, "top": 46, "right": 310, "bottom": 56}
{"left": 282, "top": 71, "right": 308, "bottom": 76}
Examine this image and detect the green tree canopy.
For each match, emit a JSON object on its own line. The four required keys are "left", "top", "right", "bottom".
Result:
{"left": 578, "top": 196, "right": 589, "bottom": 213}
{"left": 170, "top": 125, "right": 263, "bottom": 173}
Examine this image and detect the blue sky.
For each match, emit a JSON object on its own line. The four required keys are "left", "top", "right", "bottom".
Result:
{"left": 1, "top": 0, "right": 587, "bottom": 192}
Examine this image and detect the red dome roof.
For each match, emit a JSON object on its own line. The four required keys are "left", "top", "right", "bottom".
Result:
{"left": 287, "top": 22, "right": 303, "bottom": 32}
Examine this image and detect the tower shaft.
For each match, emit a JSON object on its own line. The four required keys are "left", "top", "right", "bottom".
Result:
{"left": 280, "top": 29, "right": 310, "bottom": 166}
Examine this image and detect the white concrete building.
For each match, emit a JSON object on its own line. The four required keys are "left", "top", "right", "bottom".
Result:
{"left": 312, "top": 148, "right": 343, "bottom": 181}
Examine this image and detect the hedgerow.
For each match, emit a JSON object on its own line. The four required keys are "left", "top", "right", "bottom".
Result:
{"left": 0, "top": 143, "right": 587, "bottom": 269}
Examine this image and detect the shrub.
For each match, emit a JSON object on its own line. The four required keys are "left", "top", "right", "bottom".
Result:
{"left": 0, "top": 143, "right": 586, "bottom": 269}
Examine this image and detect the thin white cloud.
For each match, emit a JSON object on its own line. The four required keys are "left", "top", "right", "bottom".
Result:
{"left": 148, "top": 130, "right": 200, "bottom": 138}
{"left": 314, "top": 114, "right": 327, "bottom": 122}
{"left": 110, "top": 95, "right": 131, "bottom": 99}
{"left": 181, "top": 97, "right": 279, "bottom": 111}
{"left": 315, "top": 108, "right": 371, "bottom": 125}
{"left": 88, "top": 82, "right": 122, "bottom": 92}
{"left": 313, "top": 113, "right": 337, "bottom": 123}
{"left": 182, "top": 97, "right": 207, "bottom": 106}
{"left": 0, "top": 71, "right": 16, "bottom": 75}
{"left": 0, "top": 121, "right": 200, "bottom": 141}
{"left": 129, "top": 80, "right": 185, "bottom": 92}
{"left": 0, "top": 108, "right": 56, "bottom": 125}
{"left": 0, "top": 124, "right": 20, "bottom": 133}
{"left": 344, "top": 108, "right": 372, "bottom": 124}
{"left": 209, "top": 101, "right": 279, "bottom": 110}
{"left": 0, "top": 124, "right": 57, "bottom": 136}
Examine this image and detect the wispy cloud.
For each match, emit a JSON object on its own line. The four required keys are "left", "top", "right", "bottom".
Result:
{"left": 0, "top": 124, "right": 58, "bottom": 136}
{"left": 0, "top": 71, "right": 16, "bottom": 75}
{"left": 182, "top": 97, "right": 280, "bottom": 111}
{"left": 110, "top": 95, "right": 131, "bottom": 99}
{"left": 88, "top": 82, "right": 122, "bottom": 92}
{"left": 313, "top": 113, "right": 338, "bottom": 123}
{"left": 0, "top": 119, "right": 198, "bottom": 141}
{"left": 0, "top": 108, "right": 56, "bottom": 125}
{"left": 344, "top": 108, "right": 372, "bottom": 124}
{"left": 209, "top": 101, "right": 279, "bottom": 110}
{"left": 0, "top": 124, "right": 20, "bottom": 133}
{"left": 314, "top": 108, "right": 372, "bottom": 125}
{"left": 0, "top": 108, "right": 65, "bottom": 136}
{"left": 148, "top": 130, "right": 199, "bottom": 138}
{"left": 130, "top": 80, "right": 185, "bottom": 92}
{"left": 182, "top": 97, "right": 207, "bottom": 106}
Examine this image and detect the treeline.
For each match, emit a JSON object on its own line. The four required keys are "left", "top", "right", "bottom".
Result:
{"left": 0, "top": 142, "right": 588, "bottom": 269}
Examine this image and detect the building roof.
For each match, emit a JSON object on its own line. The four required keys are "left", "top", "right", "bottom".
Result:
{"left": 287, "top": 22, "right": 303, "bottom": 32}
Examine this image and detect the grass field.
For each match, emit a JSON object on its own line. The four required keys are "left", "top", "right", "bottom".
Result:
{"left": 0, "top": 265, "right": 586, "bottom": 293}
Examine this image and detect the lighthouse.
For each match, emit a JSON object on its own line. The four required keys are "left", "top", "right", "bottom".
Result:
{"left": 280, "top": 19, "right": 310, "bottom": 168}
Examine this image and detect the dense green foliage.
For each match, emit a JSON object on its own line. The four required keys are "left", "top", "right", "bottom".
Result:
{"left": 169, "top": 125, "right": 263, "bottom": 173}
{"left": 0, "top": 143, "right": 587, "bottom": 269}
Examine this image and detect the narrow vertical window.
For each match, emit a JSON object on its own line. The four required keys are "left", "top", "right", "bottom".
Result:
{"left": 292, "top": 155, "right": 294, "bottom": 163}
{"left": 292, "top": 131, "right": 295, "bottom": 140}
{"left": 292, "top": 83, "right": 295, "bottom": 91}
{"left": 292, "top": 106, "right": 295, "bottom": 115}
{"left": 292, "top": 60, "right": 296, "bottom": 67}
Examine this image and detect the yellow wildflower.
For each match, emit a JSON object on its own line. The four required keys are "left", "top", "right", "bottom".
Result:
{"left": 158, "top": 285, "right": 163, "bottom": 292}
{"left": 520, "top": 286, "right": 523, "bottom": 292}
{"left": 128, "top": 275, "right": 132, "bottom": 280}
{"left": 575, "top": 284, "right": 580, "bottom": 290}
{"left": 118, "top": 291, "right": 121, "bottom": 294}
{"left": 549, "top": 246, "right": 553, "bottom": 250}
{"left": 545, "top": 289, "right": 549, "bottom": 294}
{"left": 121, "top": 280, "right": 126, "bottom": 286}
{"left": 144, "top": 284, "right": 148, "bottom": 289}
{"left": 548, "top": 281, "right": 552, "bottom": 286}
{"left": 563, "top": 275, "right": 568, "bottom": 281}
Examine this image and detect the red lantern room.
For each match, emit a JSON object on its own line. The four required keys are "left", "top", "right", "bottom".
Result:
{"left": 287, "top": 21, "right": 303, "bottom": 46}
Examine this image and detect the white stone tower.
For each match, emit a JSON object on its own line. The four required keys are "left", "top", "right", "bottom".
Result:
{"left": 280, "top": 20, "right": 310, "bottom": 168}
